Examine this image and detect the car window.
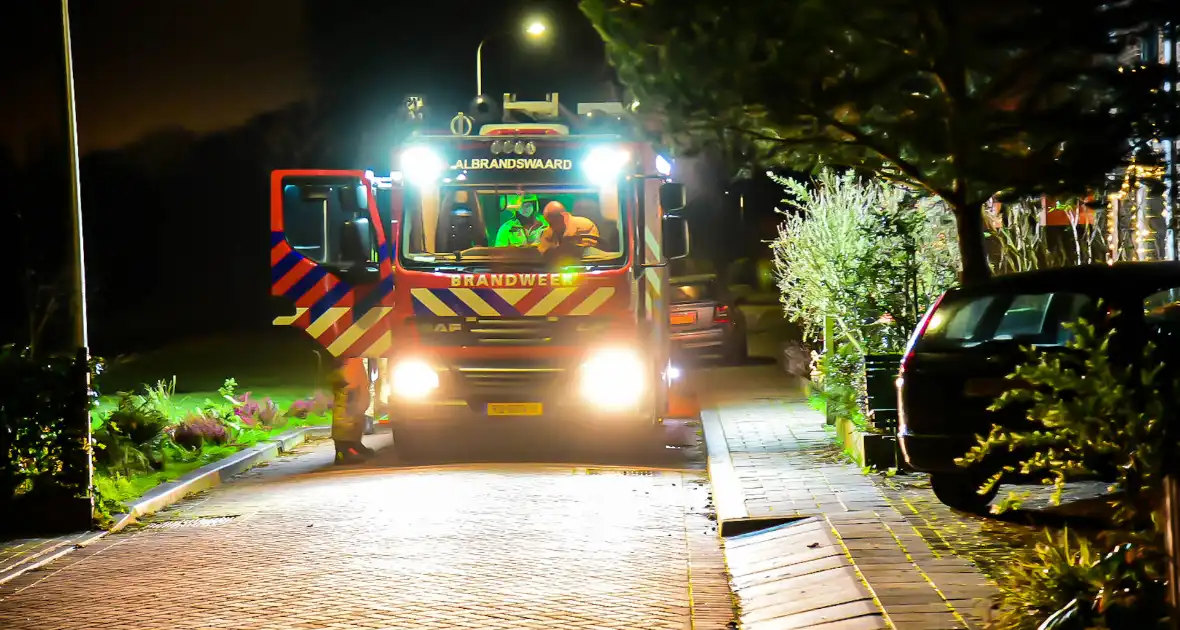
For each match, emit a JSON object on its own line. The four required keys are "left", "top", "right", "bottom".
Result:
{"left": 917, "top": 291, "right": 1093, "bottom": 350}
{"left": 671, "top": 282, "right": 714, "bottom": 302}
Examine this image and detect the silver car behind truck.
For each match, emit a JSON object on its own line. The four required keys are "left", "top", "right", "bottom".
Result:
{"left": 669, "top": 274, "right": 747, "bottom": 364}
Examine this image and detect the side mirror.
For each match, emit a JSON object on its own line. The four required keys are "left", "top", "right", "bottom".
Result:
{"left": 659, "top": 182, "right": 686, "bottom": 212}
{"left": 663, "top": 214, "right": 690, "bottom": 260}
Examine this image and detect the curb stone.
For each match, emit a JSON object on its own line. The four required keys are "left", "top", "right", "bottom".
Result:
{"left": 0, "top": 425, "right": 330, "bottom": 586}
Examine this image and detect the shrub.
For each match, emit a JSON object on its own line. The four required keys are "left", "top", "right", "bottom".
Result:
{"left": 991, "top": 528, "right": 1168, "bottom": 630}
{"left": 104, "top": 393, "right": 171, "bottom": 447}
{"left": 963, "top": 316, "right": 1176, "bottom": 629}
{"left": 233, "top": 392, "right": 262, "bottom": 426}
{"left": 92, "top": 393, "right": 172, "bottom": 475}
{"left": 310, "top": 391, "right": 333, "bottom": 416}
{"left": 286, "top": 398, "right": 312, "bottom": 419}
{"left": 0, "top": 345, "right": 99, "bottom": 508}
{"left": 142, "top": 376, "right": 179, "bottom": 419}
{"left": 960, "top": 317, "right": 1172, "bottom": 524}
{"left": 256, "top": 397, "right": 282, "bottom": 427}
{"left": 771, "top": 168, "right": 958, "bottom": 428}
{"left": 171, "top": 412, "right": 230, "bottom": 449}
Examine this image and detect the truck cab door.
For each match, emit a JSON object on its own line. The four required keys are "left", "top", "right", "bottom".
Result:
{"left": 270, "top": 170, "right": 399, "bottom": 358}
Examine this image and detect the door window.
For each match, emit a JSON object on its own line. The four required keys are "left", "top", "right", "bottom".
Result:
{"left": 280, "top": 176, "right": 376, "bottom": 267}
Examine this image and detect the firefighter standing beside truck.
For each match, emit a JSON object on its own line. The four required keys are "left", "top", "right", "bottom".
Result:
{"left": 332, "top": 358, "right": 375, "bottom": 464}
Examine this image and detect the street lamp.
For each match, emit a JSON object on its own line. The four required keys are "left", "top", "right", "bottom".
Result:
{"left": 476, "top": 18, "right": 549, "bottom": 97}
{"left": 59, "top": 0, "right": 94, "bottom": 527}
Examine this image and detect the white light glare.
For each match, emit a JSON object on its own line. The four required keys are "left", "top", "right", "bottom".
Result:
{"left": 580, "top": 348, "right": 646, "bottom": 411}
{"left": 400, "top": 147, "right": 445, "bottom": 187}
{"left": 391, "top": 359, "right": 439, "bottom": 399}
{"left": 668, "top": 365, "right": 682, "bottom": 381}
{"left": 582, "top": 147, "right": 630, "bottom": 187}
{"left": 655, "top": 155, "right": 672, "bottom": 177}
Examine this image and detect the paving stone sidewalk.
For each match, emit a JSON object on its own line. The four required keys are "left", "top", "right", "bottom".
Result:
{"left": 700, "top": 366, "right": 1000, "bottom": 630}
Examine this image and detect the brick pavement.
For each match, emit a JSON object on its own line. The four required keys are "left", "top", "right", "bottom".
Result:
{"left": 699, "top": 366, "right": 1000, "bottom": 630}
{"left": 0, "top": 436, "right": 734, "bottom": 630}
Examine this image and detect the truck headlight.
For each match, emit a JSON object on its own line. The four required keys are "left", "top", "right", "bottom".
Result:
{"left": 579, "top": 348, "right": 646, "bottom": 411}
{"left": 400, "top": 146, "right": 445, "bottom": 187}
{"left": 391, "top": 359, "right": 439, "bottom": 399}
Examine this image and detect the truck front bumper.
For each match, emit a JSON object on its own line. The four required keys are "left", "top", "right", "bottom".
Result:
{"left": 378, "top": 357, "right": 661, "bottom": 424}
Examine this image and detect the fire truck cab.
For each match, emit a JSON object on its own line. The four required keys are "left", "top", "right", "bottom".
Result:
{"left": 270, "top": 93, "right": 689, "bottom": 432}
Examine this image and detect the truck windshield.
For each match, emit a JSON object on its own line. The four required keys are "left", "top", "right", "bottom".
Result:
{"left": 400, "top": 184, "right": 628, "bottom": 270}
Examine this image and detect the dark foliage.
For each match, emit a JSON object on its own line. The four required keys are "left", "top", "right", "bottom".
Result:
{"left": 0, "top": 345, "right": 98, "bottom": 509}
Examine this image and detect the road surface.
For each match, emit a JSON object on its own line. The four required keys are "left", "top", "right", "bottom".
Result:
{"left": 0, "top": 419, "right": 734, "bottom": 630}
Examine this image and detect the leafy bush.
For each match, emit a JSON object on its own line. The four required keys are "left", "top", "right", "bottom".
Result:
{"left": 960, "top": 317, "right": 1171, "bottom": 524}
{"left": 105, "top": 392, "right": 171, "bottom": 446}
{"left": 961, "top": 316, "right": 1176, "bottom": 628}
{"left": 771, "top": 168, "right": 957, "bottom": 426}
{"left": 992, "top": 528, "right": 1168, "bottom": 630}
{"left": 808, "top": 344, "right": 866, "bottom": 429}
{"left": 286, "top": 399, "right": 313, "bottom": 419}
{"left": 310, "top": 391, "right": 332, "bottom": 415}
{"left": 171, "top": 412, "right": 230, "bottom": 449}
{"left": 0, "top": 345, "right": 99, "bottom": 509}
{"left": 91, "top": 393, "right": 172, "bottom": 476}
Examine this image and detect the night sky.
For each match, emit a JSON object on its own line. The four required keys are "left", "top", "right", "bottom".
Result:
{"left": 0, "top": 0, "right": 615, "bottom": 155}
{"left": 0, "top": 0, "right": 776, "bottom": 353}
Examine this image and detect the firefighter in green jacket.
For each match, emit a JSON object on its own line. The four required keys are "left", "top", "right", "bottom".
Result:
{"left": 494, "top": 193, "right": 548, "bottom": 247}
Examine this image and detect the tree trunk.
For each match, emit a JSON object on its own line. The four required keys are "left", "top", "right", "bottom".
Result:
{"left": 952, "top": 202, "right": 991, "bottom": 286}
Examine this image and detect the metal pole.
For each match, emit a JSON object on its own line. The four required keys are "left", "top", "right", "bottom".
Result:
{"left": 60, "top": 0, "right": 93, "bottom": 520}
{"left": 1165, "top": 474, "right": 1180, "bottom": 630}
{"left": 1169, "top": 21, "right": 1178, "bottom": 261}
{"left": 476, "top": 39, "right": 486, "bottom": 97}
{"left": 823, "top": 315, "right": 836, "bottom": 426}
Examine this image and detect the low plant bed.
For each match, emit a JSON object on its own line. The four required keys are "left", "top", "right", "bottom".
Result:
{"left": 809, "top": 393, "right": 899, "bottom": 469}
{"left": 89, "top": 377, "right": 333, "bottom": 522}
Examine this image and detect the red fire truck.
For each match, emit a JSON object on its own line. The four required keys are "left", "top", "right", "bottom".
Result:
{"left": 269, "top": 94, "right": 689, "bottom": 434}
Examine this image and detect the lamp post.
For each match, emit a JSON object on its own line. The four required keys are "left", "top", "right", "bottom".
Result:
{"left": 59, "top": 0, "right": 93, "bottom": 525}
{"left": 475, "top": 19, "right": 548, "bottom": 97}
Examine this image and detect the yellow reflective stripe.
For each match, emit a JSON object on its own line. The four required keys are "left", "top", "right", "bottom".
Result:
{"left": 568, "top": 287, "right": 615, "bottom": 316}
{"left": 361, "top": 330, "right": 393, "bottom": 357}
{"left": 306, "top": 307, "right": 350, "bottom": 338}
{"left": 493, "top": 288, "right": 530, "bottom": 306}
{"left": 327, "top": 307, "right": 391, "bottom": 356}
{"left": 411, "top": 288, "right": 457, "bottom": 316}
{"left": 525, "top": 287, "right": 576, "bottom": 316}
{"left": 452, "top": 288, "right": 500, "bottom": 317}
{"left": 272, "top": 308, "right": 307, "bottom": 326}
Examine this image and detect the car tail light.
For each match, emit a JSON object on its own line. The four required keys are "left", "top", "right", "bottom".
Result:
{"left": 899, "top": 292, "right": 947, "bottom": 376}
{"left": 714, "top": 305, "right": 730, "bottom": 324}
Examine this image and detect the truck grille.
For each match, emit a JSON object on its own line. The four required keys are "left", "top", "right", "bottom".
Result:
{"left": 455, "top": 367, "right": 565, "bottom": 396}
{"left": 469, "top": 317, "right": 559, "bottom": 346}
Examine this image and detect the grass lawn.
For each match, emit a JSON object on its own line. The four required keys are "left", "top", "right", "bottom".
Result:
{"left": 88, "top": 329, "right": 337, "bottom": 515}
{"left": 96, "top": 328, "right": 335, "bottom": 394}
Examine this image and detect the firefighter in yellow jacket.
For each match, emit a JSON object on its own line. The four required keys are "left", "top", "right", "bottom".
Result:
{"left": 331, "top": 357, "right": 375, "bottom": 464}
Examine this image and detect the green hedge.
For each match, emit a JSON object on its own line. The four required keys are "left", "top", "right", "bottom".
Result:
{"left": 0, "top": 345, "right": 97, "bottom": 527}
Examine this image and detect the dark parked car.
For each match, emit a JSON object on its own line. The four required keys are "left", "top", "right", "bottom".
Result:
{"left": 669, "top": 274, "right": 747, "bottom": 364}
{"left": 897, "top": 262, "right": 1180, "bottom": 512}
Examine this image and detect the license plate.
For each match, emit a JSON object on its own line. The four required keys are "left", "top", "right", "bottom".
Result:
{"left": 670, "top": 312, "right": 697, "bottom": 325}
{"left": 486, "top": 403, "right": 543, "bottom": 416}
{"left": 963, "top": 378, "right": 1008, "bottom": 398}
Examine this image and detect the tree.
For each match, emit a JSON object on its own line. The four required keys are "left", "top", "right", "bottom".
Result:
{"left": 581, "top": 0, "right": 1173, "bottom": 284}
